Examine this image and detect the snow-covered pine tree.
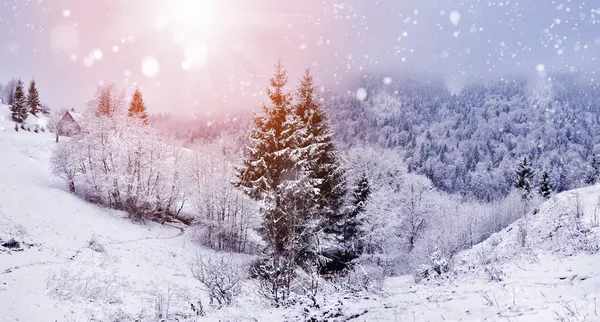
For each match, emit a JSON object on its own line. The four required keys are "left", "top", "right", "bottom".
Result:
{"left": 26, "top": 79, "right": 41, "bottom": 116}
{"left": 514, "top": 157, "right": 535, "bottom": 200}
{"left": 128, "top": 88, "right": 149, "bottom": 124}
{"left": 10, "top": 80, "right": 28, "bottom": 123}
{"left": 538, "top": 170, "right": 553, "bottom": 198}
{"left": 292, "top": 68, "right": 348, "bottom": 271}
{"left": 236, "top": 62, "right": 317, "bottom": 301}
{"left": 344, "top": 172, "right": 370, "bottom": 260}
{"left": 585, "top": 156, "right": 600, "bottom": 185}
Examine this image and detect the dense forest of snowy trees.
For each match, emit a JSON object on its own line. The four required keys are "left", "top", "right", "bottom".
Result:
{"left": 327, "top": 74, "right": 600, "bottom": 201}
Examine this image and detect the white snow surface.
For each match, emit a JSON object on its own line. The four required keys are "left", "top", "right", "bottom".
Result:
{"left": 1, "top": 103, "right": 600, "bottom": 321}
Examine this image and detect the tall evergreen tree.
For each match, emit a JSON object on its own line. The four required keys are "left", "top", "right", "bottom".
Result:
{"left": 26, "top": 79, "right": 41, "bottom": 116}
{"left": 585, "top": 156, "right": 600, "bottom": 185}
{"left": 292, "top": 68, "right": 348, "bottom": 271}
{"left": 236, "top": 61, "right": 323, "bottom": 302}
{"left": 236, "top": 60, "right": 313, "bottom": 262}
{"left": 10, "top": 80, "right": 28, "bottom": 123}
{"left": 344, "top": 172, "right": 370, "bottom": 259}
{"left": 293, "top": 68, "right": 347, "bottom": 236}
{"left": 128, "top": 88, "right": 148, "bottom": 124}
{"left": 538, "top": 170, "right": 553, "bottom": 198}
{"left": 514, "top": 157, "right": 535, "bottom": 200}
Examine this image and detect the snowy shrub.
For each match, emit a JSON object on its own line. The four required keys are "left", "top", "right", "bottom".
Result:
{"left": 87, "top": 235, "right": 106, "bottom": 253}
{"left": 1, "top": 238, "right": 20, "bottom": 249}
{"left": 46, "top": 267, "right": 121, "bottom": 303}
{"left": 483, "top": 265, "right": 504, "bottom": 282}
{"left": 289, "top": 264, "right": 326, "bottom": 308}
{"left": 191, "top": 254, "right": 246, "bottom": 306}
{"left": 337, "top": 264, "right": 386, "bottom": 293}
{"left": 518, "top": 222, "right": 528, "bottom": 248}
{"left": 414, "top": 248, "right": 451, "bottom": 283}
{"left": 250, "top": 256, "right": 296, "bottom": 306}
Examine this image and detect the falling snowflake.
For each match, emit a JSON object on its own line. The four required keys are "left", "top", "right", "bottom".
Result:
{"left": 141, "top": 57, "right": 160, "bottom": 78}
{"left": 450, "top": 11, "right": 461, "bottom": 26}
{"left": 93, "top": 49, "right": 102, "bottom": 60}
{"left": 356, "top": 88, "right": 367, "bottom": 101}
{"left": 536, "top": 64, "right": 546, "bottom": 73}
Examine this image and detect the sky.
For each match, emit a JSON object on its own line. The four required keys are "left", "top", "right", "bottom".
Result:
{"left": 1, "top": 0, "right": 599, "bottom": 114}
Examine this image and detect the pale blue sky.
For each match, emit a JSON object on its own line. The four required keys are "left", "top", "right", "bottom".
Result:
{"left": 1, "top": 0, "right": 598, "bottom": 113}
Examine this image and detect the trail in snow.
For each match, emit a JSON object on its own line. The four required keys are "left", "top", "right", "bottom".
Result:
{"left": 105, "top": 223, "right": 185, "bottom": 245}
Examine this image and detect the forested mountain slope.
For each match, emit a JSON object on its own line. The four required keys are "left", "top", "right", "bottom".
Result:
{"left": 327, "top": 74, "right": 600, "bottom": 201}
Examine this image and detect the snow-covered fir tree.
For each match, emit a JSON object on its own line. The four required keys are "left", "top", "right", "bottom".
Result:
{"left": 292, "top": 68, "right": 348, "bottom": 271}
{"left": 343, "top": 172, "right": 370, "bottom": 261}
{"left": 236, "top": 61, "right": 321, "bottom": 302}
{"left": 10, "top": 80, "right": 28, "bottom": 123}
{"left": 585, "top": 156, "right": 600, "bottom": 185}
{"left": 538, "top": 170, "right": 553, "bottom": 198}
{"left": 514, "top": 157, "right": 535, "bottom": 200}
{"left": 26, "top": 79, "right": 41, "bottom": 116}
{"left": 128, "top": 88, "right": 149, "bottom": 124}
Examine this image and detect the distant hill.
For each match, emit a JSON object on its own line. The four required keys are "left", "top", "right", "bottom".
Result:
{"left": 327, "top": 74, "right": 600, "bottom": 201}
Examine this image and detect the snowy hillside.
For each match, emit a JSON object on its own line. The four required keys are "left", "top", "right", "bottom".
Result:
{"left": 1, "top": 99, "right": 600, "bottom": 321}
{"left": 457, "top": 186, "right": 600, "bottom": 265}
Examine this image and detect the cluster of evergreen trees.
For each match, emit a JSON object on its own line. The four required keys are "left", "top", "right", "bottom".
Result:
{"left": 91, "top": 84, "right": 149, "bottom": 123}
{"left": 235, "top": 62, "right": 366, "bottom": 302}
{"left": 514, "top": 157, "right": 553, "bottom": 200}
{"left": 7, "top": 79, "right": 43, "bottom": 123}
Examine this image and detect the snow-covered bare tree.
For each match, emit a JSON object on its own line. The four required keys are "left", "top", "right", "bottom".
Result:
{"left": 2, "top": 78, "right": 17, "bottom": 105}
{"left": 190, "top": 139, "right": 257, "bottom": 253}
{"left": 51, "top": 87, "right": 188, "bottom": 223}
{"left": 89, "top": 83, "right": 126, "bottom": 117}
{"left": 399, "top": 176, "right": 434, "bottom": 253}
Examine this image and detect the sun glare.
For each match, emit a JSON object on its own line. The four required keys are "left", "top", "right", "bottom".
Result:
{"left": 172, "top": 0, "right": 217, "bottom": 34}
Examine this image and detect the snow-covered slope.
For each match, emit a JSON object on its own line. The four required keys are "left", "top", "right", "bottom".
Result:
{"left": 1, "top": 101, "right": 600, "bottom": 321}
{"left": 0, "top": 104, "right": 235, "bottom": 321}
{"left": 456, "top": 186, "right": 600, "bottom": 265}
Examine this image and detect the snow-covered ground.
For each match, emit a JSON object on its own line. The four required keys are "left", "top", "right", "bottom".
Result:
{"left": 1, "top": 103, "right": 599, "bottom": 321}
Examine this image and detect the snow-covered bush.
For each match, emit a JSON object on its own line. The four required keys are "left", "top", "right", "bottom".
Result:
{"left": 336, "top": 264, "right": 386, "bottom": 293}
{"left": 46, "top": 267, "right": 121, "bottom": 303}
{"left": 190, "top": 254, "right": 246, "bottom": 306}
{"left": 87, "top": 235, "right": 106, "bottom": 253}
{"left": 250, "top": 256, "right": 296, "bottom": 306}
{"left": 414, "top": 248, "right": 451, "bottom": 283}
